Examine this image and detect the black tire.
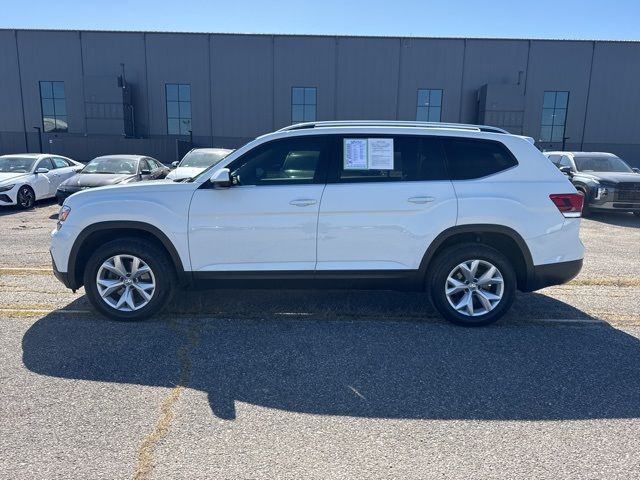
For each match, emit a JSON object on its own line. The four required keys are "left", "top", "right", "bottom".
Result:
{"left": 428, "top": 243, "right": 516, "bottom": 327}
{"left": 16, "top": 185, "right": 35, "bottom": 209}
{"left": 83, "top": 238, "right": 175, "bottom": 321}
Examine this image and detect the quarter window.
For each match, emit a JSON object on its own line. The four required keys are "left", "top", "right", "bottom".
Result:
{"left": 337, "top": 136, "right": 448, "bottom": 183}
{"left": 166, "top": 84, "right": 192, "bottom": 135}
{"left": 39, "top": 81, "right": 68, "bottom": 133}
{"left": 416, "top": 89, "right": 443, "bottom": 122}
{"left": 540, "top": 91, "right": 569, "bottom": 143}
{"left": 443, "top": 138, "right": 518, "bottom": 180}
{"left": 229, "top": 136, "right": 330, "bottom": 186}
{"left": 291, "top": 87, "right": 317, "bottom": 123}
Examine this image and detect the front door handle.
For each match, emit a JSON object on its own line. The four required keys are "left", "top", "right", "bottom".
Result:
{"left": 290, "top": 199, "right": 317, "bottom": 207}
{"left": 408, "top": 196, "right": 435, "bottom": 204}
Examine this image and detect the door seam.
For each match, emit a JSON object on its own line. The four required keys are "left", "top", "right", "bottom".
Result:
{"left": 314, "top": 183, "right": 328, "bottom": 272}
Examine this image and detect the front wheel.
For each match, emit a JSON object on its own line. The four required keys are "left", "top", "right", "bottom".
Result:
{"left": 83, "top": 239, "right": 175, "bottom": 321}
{"left": 577, "top": 189, "right": 590, "bottom": 217}
{"left": 428, "top": 243, "right": 516, "bottom": 327}
{"left": 16, "top": 185, "right": 35, "bottom": 209}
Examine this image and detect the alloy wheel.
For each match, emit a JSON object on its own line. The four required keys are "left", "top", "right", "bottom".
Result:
{"left": 445, "top": 259, "right": 504, "bottom": 317}
{"left": 18, "top": 187, "right": 35, "bottom": 208}
{"left": 96, "top": 254, "right": 156, "bottom": 311}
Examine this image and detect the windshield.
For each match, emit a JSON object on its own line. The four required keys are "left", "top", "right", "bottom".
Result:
{"left": 180, "top": 150, "right": 231, "bottom": 169}
{"left": 82, "top": 157, "right": 138, "bottom": 175}
{"left": 574, "top": 156, "right": 633, "bottom": 173}
{"left": 0, "top": 157, "right": 36, "bottom": 173}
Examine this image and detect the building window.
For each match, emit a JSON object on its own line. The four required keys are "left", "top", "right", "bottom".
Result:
{"left": 540, "top": 91, "right": 569, "bottom": 143}
{"left": 416, "top": 89, "right": 442, "bottom": 122}
{"left": 291, "top": 87, "right": 316, "bottom": 123}
{"left": 166, "top": 84, "right": 192, "bottom": 135}
{"left": 39, "top": 81, "right": 67, "bottom": 132}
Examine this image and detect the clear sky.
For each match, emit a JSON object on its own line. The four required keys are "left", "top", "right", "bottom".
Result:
{"left": 1, "top": 0, "right": 639, "bottom": 40}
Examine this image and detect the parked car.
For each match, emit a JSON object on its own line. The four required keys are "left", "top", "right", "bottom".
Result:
{"left": 0, "top": 154, "right": 83, "bottom": 209}
{"left": 543, "top": 151, "right": 640, "bottom": 216}
{"left": 56, "top": 155, "right": 169, "bottom": 205}
{"left": 51, "top": 121, "right": 584, "bottom": 327}
{"left": 166, "top": 148, "right": 232, "bottom": 181}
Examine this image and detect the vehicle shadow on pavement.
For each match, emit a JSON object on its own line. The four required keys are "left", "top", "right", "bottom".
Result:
{"left": 22, "top": 292, "right": 640, "bottom": 421}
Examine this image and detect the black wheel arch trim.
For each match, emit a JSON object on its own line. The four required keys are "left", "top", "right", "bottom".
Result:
{"left": 418, "top": 224, "right": 536, "bottom": 291}
{"left": 66, "top": 221, "right": 189, "bottom": 290}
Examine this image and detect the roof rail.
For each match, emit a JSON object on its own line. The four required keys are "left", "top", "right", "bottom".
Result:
{"left": 277, "top": 121, "right": 510, "bottom": 134}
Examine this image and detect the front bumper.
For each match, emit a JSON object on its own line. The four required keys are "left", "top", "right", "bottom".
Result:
{"left": 51, "top": 251, "right": 72, "bottom": 289}
{"left": 56, "top": 188, "right": 81, "bottom": 205}
{"left": 0, "top": 187, "right": 18, "bottom": 205}
{"left": 589, "top": 201, "right": 640, "bottom": 213}
{"left": 589, "top": 184, "right": 640, "bottom": 212}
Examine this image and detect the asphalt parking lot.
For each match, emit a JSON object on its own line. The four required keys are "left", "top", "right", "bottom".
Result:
{"left": 1, "top": 200, "right": 639, "bottom": 479}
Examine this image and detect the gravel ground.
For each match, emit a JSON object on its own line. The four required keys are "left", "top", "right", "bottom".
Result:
{"left": 0, "top": 199, "right": 639, "bottom": 479}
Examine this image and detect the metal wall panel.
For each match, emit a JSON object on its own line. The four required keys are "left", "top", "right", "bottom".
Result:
{"left": 523, "top": 40, "right": 593, "bottom": 149}
{"left": 273, "top": 36, "right": 336, "bottom": 128}
{"left": 397, "top": 38, "right": 465, "bottom": 122}
{"left": 145, "top": 33, "right": 211, "bottom": 138}
{"left": 335, "top": 37, "right": 400, "bottom": 120}
{"left": 460, "top": 39, "right": 529, "bottom": 123}
{"left": 210, "top": 34, "right": 274, "bottom": 139}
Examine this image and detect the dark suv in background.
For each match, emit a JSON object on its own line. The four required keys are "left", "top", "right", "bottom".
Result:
{"left": 544, "top": 151, "right": 640, "bottom": 216}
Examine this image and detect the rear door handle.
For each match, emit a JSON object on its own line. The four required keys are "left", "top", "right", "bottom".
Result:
{"left": 408, "top": 196, "right": 435, "bottom": 204}
{"left": 290, "top": 199, "right": 317, "bottom": 207}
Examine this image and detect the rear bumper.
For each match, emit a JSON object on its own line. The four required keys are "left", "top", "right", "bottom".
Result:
{"left": 522, "top": 259, "right": 583, "bottom": 292}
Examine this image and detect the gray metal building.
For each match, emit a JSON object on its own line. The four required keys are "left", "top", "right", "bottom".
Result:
{"left": 1, "top": 29, "right": 640, "bottom": 166}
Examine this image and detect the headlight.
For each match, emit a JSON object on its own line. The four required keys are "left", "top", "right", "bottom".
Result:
{"left": 595, "top": 186, "right": 609, "bottom": 200}
{"left": 57, "top": 205, "right": 71, "bottom": 230}
{"left": 0, "top": 184, "right": 15, "bottom": 192}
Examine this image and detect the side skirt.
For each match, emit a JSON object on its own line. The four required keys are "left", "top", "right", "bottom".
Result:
{"left": 190, "top": 270, "right": 425, "bottom": 292}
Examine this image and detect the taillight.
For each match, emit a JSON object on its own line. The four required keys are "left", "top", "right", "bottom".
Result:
{"left": 549, "top": 193, "right": 583, "bottom": 218}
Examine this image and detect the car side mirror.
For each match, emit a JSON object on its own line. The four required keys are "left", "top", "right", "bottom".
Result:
{"left": 172, "top": 161, "right": 179, "bottom": 168}
{"left": 35, "top": 167, "right": 49, "bottom": 174}
{"left": 633, "top": 167, "right": 640, "bottom": 174}
{"left": 210, "top": 168, "right": 231, "bottom": 188}
{"left": 559, "top": 166, "right": 573, "bottom": 176}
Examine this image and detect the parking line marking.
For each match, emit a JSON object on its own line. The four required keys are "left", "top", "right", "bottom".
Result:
{"left": 535, "top": 318, "right": 606, "bottom": 324}
{"left": 133, "top": 320, "right": 202, "bottom": 480}
{"left": 0, "top": 308, "right": 91, "bottom": 315}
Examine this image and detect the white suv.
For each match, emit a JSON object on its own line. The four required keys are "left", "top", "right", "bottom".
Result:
{"left": 51, "top": 122, "right": 584, "bottom": 326}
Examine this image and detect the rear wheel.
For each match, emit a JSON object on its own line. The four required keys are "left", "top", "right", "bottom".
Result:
{"left": 16, "top": 185, "right": 35, "bottom": 209}
{"left": 429, "top": 243, "right": 516, "bottom": 327}
{"left": 83, "top": 238, "right": 175, "bottom": 321}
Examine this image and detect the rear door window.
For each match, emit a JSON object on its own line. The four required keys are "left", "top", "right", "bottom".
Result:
{"left": 443, "top": 138, "right": 518, "bottom": 180}
{"left": 52, "top": 157, "right": 70, "bottom": 169}
{"left": 333, "top": 135, "right": 448, "bottom": 183}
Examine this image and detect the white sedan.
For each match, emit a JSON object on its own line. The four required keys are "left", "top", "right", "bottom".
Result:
{"left": 0, "top": 154, "right": 84, "bottom": 209}
{"left": 166, "top": 148, "right": 232, "bottom": 181}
